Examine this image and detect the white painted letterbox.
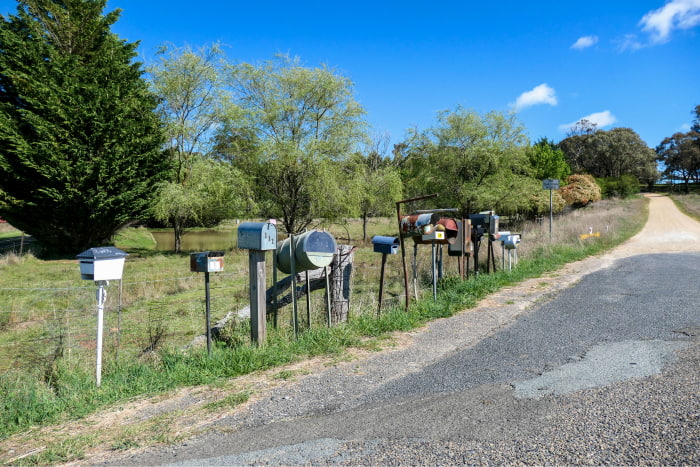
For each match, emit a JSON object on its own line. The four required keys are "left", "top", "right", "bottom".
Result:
{"left": 76, "top": 247, "right": 128, "bottom": 281}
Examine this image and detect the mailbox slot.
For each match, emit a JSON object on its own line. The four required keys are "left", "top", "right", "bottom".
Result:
{"left": 190, "top": 251, "right": 225, "bottom": 273}
{"left": 372, "top": 236, "right": 400, "bottom": 254}
{"left": 76, "top": 247, "right": 128, "bottom": 281}
{"left": 237, "top": 222, "right": 277, "bottom": 250}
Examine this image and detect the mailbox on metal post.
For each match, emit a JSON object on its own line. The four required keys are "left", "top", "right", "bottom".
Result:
{"left": 189, "top": 251, "right": 225, "bottom": 273}
{"left": 237, "top": 222, "right": 278, "bottom": 344}
{"left": 77, "top": 247, "right": 128, "bottom": 281}
{"left": 372, "top": 236, "right": 400, "bottom": 255}
{"left": 371, "top": 236, "right": 399, "bottom": 315}
{"left": 76, "top": 246, "right": 128, "bottom": 388}
{"left": 190, "top": 251, "right": 225, "bottom": 355}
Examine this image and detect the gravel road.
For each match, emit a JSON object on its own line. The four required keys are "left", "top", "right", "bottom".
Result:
{"left": 103, "top": 194, "right": 700, "bottom": 466}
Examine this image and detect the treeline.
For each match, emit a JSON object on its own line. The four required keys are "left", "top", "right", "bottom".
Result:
{"left": 0, "top": 1, "right": 694, "bottom": 254}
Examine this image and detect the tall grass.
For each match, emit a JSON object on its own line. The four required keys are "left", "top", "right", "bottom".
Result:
{"left": 0, "top": 197, "right": 647, "bottom": 443}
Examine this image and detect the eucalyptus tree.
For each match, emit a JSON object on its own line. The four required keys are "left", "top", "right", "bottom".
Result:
{"left": 559, "top": 127, "right": 658, "bottom": 187}
{"left": 225, "top": 54, "right": 367, "bottom": 234}
{"left": 148, "top": 43, "right": 248, "bottom": 252}
{"left": 656, "top": 131, "right": 700, "bottom": 193}
{"left": 0, "top": 0, "right": 168, "bottom": 253}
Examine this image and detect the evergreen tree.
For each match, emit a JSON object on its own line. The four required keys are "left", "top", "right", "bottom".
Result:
{"left": 0, "top": 0, "right": 169, "bottom": 254}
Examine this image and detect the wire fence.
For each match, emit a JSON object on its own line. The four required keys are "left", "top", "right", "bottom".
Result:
{"left": 0, "top": 249, "right": 427, "bottom": 376}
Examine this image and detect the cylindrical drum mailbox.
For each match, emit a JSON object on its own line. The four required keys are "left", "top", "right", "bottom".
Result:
{"left": 276, "top": 230, "right": 337, "bottom": 274}
{"left": 400, "top": 213, "right": 440, "bottom": 237}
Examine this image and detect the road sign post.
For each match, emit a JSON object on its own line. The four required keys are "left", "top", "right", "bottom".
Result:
{"left": 542, "top": 179, "right": 560, "bottom": 241}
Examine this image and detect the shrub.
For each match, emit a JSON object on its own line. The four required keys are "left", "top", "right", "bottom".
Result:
{"left": 560, "top": 174, "right": 602, "bottom": 207}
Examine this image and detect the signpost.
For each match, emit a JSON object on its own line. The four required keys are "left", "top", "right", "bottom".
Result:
{"left": 542, "top": 179, "right": 560, "bottom": 240}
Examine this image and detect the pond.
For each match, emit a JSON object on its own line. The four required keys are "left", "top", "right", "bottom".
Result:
{"left": 151, "top": 229, "right": 236, "bottom": 252}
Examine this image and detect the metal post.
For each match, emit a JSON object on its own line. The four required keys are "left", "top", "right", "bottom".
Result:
{"left": 549, "top": 188, "right": 553, "bottom": 241}
{"left": 205, "top": 271, "right": 211, "bottom": 356}
{"left": 95, "top": 281, "right": 107, "bottom": 387}
{"left": 431, "top": 241, "right": 437, "bottom": 301}
{"left": 290, "top": 235, "right": 298, "bottom": 338}
{"left": 413, "top": 242, "right": 419, "bottom": 300}
{"left": 325, "top": 266, "right": 331, "bottom": 326}
{"left": 305, "top": 271, "right": 311, "bottom": 329}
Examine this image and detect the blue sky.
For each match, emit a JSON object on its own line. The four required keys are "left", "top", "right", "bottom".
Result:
{"left": 2, "top": 0, "right": 699, "bottom": 149}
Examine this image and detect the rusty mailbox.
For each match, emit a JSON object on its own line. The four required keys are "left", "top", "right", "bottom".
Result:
{"left": 190, "top": 251, "right": 225, "bottom": 273}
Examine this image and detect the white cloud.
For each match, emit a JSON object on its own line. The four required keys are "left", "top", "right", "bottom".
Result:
{"left": 571, "top": 35, "right": 599, "bottom": 50}
{"left": 639, "top": 0, "right": 700, "bottom": 43}
{"left": 513, "top": 84, "right": 557, "bottom": 111}
{"left": 559, "top": 110, "right": 618, "bottom": 132}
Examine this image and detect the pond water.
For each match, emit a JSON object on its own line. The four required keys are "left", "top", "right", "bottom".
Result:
{"left": 151, "top": 229, "right": 236, "bottom": 252}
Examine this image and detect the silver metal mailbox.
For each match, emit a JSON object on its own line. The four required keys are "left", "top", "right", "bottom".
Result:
{"left": 276, "top": 230, "right": 337, "bottom": 274}
{"left": 372, "top": 236, "right": 399, "bottom": 254}
{"left": 237, "top": 222, "right": 277, "bottom": 250}
{"left": 76, "top": 247, "right": 128, "bottom": 281}
{"left": 190, "top": 251, "right": 225, "bottom": 273}
{"left": 504, "top": 234, "right": 521, "bottom": 249}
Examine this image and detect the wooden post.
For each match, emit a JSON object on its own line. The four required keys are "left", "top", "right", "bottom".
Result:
{"left": 249, "top": 250, "right": 267, "bottom": 344}
{"left": 377, "top": 252, "right": 388, "bottom": 315}
{"left": 205, "top": 272, "right": 212, "bottom": 355}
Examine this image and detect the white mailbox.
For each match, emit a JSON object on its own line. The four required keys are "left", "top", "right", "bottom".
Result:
{"left": 76, "top": 247, "right": 128, "bottom": 281}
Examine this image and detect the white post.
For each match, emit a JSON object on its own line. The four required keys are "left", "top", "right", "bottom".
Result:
{"left": 95, "top": 281, "right": 108, "bottom": 387}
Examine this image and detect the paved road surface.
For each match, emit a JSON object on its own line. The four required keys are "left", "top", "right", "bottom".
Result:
{"left": 105, "top": 195, "right": 700, "bottom": 465}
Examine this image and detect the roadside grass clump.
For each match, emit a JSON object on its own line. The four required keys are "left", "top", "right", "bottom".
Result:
{"left": 0, "top": 196, "right": 648, "bottom": 449}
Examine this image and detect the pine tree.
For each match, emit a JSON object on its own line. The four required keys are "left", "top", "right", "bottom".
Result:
{"left": 0, "top": 0, "right": 169, "bottom": 254}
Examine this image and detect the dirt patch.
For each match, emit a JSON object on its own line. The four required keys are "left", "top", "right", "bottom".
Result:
{"left": 3, "top": 194, "right": 700, "bottom": 466}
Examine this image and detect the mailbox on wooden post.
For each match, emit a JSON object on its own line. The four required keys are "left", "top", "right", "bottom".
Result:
{"left": 238, "top": 222, "right": 277, "bottom": 344}
{"left": 76, "top": 247, "right": 128, "bottom": 388}
{"left": 371, "top": 236, "right": 400, "bottom": 315}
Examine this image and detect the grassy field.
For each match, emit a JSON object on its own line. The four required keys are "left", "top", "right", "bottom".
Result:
{"left": 0, "top": 197, "right": 648, "bottom": 462}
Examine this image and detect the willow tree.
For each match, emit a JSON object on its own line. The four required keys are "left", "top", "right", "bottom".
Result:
{"left": 225, "top": 55, "right": 367, "bottom": 234}
{"left": 402, "top": 107, "right": 534, "bottom": 217}
{"left": 148, "top": 43, "right": 247, "bottom": 252}
{"left": 0, "top": 0, "right": 168, "bottom": 253}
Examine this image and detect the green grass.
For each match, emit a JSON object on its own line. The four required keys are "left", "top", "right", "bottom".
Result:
{"left": 0, "top": 197, "right": 648, "bottom": 445}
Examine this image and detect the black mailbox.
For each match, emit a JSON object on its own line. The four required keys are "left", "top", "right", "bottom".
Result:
{"left": 372, "top": 236, "right": 400, "bottom": 255}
